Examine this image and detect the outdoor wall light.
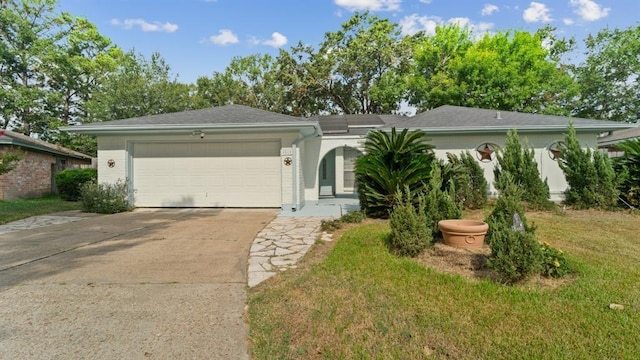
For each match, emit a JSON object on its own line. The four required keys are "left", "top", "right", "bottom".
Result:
{"left": 192, "top": 130, "right": 205, "bottom": 139}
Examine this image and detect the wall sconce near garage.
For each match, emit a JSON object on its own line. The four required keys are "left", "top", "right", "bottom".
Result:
{"left": 192, "top": 130, "right": 205, "bottom": 139}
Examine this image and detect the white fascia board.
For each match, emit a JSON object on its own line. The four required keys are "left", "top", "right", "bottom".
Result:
{"left": 395, "top": 124, "right": 635, "bottom": 134}
{"left": 61, "top": 122, "right": 320, "bottom": 136}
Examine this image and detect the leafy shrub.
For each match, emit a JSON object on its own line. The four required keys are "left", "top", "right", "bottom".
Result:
{"left": 388, "top": 189, "right": 431, "bottom": 257}
{"left": 340, "top": 210, "right": 366, "bottom": 223}
{"left": 0, "top": 150, "right": 23, "bottom": 175}
{"left": 355, "top": 128, "right": 435, "bottom": 218}
{"left": 320, "top": 219, "right": 342, "bottom": 232}
{"left": 423, "top": 162, "right": 462, "bottom": 240}
{"left": 486, "top": 223, "right": 542, "bottom": 284}
{"left": 80, "top": 179, "right": 132, "bottom": 214}
{"left": 539, "top": 242, "right": 571, "bottom": 278}
{"left": 613, "top": 139, "right": 640, "bottom": 208}
{"left": 55, "top": 168, "right": 98, "bottom": 201}
{"left": 447, "top": 151, "right": 488, "bottom": 209}
{"left": 559, "top": 121, "right": 620, "bottom": 209}
{"left": 494, "top": 129, "right": 552, "bottom": 210}
{"left": 484, "top": 172, "right": 535, "bottom": 243}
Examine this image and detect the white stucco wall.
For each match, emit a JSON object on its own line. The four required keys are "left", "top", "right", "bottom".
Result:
{"left": 302, "top": 136, "right": 363, "bottom": 204}
{"left": 300, "top": 129, "right": 599, "bottom": 207}
{"left": 428, "top": 131, "right": 596, "bottom": 201}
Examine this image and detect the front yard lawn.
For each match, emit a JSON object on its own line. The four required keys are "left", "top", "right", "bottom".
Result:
{"left": 248, "top": 209, "right": 640, "bottom": 359}
{"left": 0, "top": 195, "right": 81, "bottom": 225}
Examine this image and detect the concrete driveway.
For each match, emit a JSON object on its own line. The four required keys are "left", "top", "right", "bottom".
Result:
{"left": 0, "top": 208, "right": 277, "bottom": 359}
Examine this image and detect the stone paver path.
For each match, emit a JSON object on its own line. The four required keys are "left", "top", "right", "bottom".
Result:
{"left": 0, "top": 215, "right": 86, "bottom": 234}
{"left": 248, "top": 216, "right": 334, "bottom": 287}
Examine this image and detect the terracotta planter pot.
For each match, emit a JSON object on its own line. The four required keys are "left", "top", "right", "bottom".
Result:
{"left": 438, "top": 219, "right": 489, "bottom": 249}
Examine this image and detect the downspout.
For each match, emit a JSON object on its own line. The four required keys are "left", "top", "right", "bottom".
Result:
{"left": 291, "top": 124, "right": 321, "bottom": 211}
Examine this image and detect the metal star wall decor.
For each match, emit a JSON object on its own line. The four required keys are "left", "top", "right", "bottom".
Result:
{"left": 547, "top": 141, "right": 564, "bottom": 161}
{"left": 475, "top": 143, "right": 498, "bottom": 162}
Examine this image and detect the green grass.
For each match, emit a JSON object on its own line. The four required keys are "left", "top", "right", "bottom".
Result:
{"left": 248, "top": 210, "right": 640, "bottom": 359}
{"left": 0, "top": 195, "right": 81, "bottom": 224}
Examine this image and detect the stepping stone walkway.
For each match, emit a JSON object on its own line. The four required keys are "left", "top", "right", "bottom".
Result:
{"left": 0, "top": 215, "right": 86, "bottom": 234}
{"left": 248, "top": 216, "right": 334, "bottom": 287}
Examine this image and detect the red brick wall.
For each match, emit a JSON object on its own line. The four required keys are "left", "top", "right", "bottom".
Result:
{"left": 0, "top": 147, "right": 91, "bottom": 200}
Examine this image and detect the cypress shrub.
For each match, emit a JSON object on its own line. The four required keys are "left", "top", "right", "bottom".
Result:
{"left": 486, "top": 223, "right": 542, "bottom": 284}
{"left": 559, "top": 121, "right": 620, "bottom": 209}
{"left": 494, "top": 129, "right": 552, "bottom": 210}
{"left": 447, "top": 151, "right": 488, "bottom": 209}
{"left": 388, "top": 188, "right": 431, "bottom": 257}
{"left": 423, "top": 162, "right": 462, "bottom": 240}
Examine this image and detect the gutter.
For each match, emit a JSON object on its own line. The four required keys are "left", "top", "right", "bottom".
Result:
{"left": 291, "top": 123, "right": 322, "bottom": 211}
{"left": 60, "top": 122, "right": 318, "bottom": 135}
{"left": 390, "top": 123, "right": 636, "bottom": 135}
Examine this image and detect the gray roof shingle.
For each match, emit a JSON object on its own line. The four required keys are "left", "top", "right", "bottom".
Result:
{"left": 314, "top": 114, "right": 405, "bottom": 136}
{"left": 598, "top": 126, "right": 640, "bottom": 146}
{"left": 0, "top": 130, "right": 92, "bottom": 160}
{"left": 387, "top": 105, "right": 633, "bottom": 133}
{"left": 80, "top": 104, "right": 309, "bottom": 127}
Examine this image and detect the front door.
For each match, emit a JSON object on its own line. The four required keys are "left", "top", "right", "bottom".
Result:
{"left": 319, "top": 150, "right": 335, "bottom": 197}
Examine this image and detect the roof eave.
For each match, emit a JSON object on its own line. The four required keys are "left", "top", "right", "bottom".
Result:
{"left": 61, "top": 122, "right": 321, "bottom": 136}
{"left": 385, "top": 124, "right": 634, "bottom": 134}
{"left": 0, "top": 138, "right": 91, "bottom": 160}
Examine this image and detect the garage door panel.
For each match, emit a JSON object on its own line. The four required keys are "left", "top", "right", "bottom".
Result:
{"left": 133, "top": 141, "right": 281, "bottom": 207}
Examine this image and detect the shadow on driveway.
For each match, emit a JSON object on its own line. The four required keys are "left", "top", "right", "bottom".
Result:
{"left": 0, "top": 208, "right": 277, "bottom": 359}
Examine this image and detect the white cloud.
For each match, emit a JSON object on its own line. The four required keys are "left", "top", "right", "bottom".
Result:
{"left": 563, "top": 18, "right": 575, "bottom": 25}
{"left": 570, "top": 0, "right": 610, "bottom": 21}
{"left": 110, "top": 18, "right": 178, "bottom": 33}
{"left": 334, "top": 0, "right": 401, "bottom": 11}
{"left": 208, "top": 29, "right": 239, "bottom": 45}
{"left": 399, "top": 14, "right": 441, "bottom": 35}
{"left": 419, "top": 0, "right": 432, "bottom": 4}
{"left": 523, "top": 2, "right": 552, "bottom": 23}
{"left": 262, "top": 32, "right": 288, "bottom": 48}
{"left": 399, "top": 14, "right": 494, "bottom": 37}
{"left": 481, "top": 4, "right": 499, "bottom": 16}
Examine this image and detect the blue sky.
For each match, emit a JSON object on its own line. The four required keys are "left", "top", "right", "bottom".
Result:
{"left": 56, "top": 0, "right": 637, "bottom": 84}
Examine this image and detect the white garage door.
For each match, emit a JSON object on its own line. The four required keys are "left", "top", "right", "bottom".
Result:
{"left": 132, "top": 141, "right": 281, "bottom": 207}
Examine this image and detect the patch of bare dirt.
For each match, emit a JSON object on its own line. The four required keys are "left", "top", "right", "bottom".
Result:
{"left": 417, "top": 243, "right": 496, "bottom": 281}
{"left": 416, "top": 242, "right": 575, "bottom": 289}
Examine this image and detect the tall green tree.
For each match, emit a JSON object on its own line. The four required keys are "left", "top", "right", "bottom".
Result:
{"left": 196, "top": 53, "right": 298, "bottom": 114}
{"left": 299, "top": 11, "right": 412, "bottom": 114}
{"left": 408, "top": 25, "right": 577, "bottom": 114}
{"left": 85, "top": 51, "right": 198, "bottom": 123}
{"left": 573, "top": 25, "right": 640, "bottom": 122}
{"left": 0, "top": 0, "right": 120, "bottom": 138}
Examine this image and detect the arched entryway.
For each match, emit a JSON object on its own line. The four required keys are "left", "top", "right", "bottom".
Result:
{"left": 318, "top": 146, "right": 362, "bottom": 197}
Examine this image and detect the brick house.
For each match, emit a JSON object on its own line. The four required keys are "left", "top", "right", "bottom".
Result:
{"left": 0, "top": 130, "right": 93, "bottom": 200}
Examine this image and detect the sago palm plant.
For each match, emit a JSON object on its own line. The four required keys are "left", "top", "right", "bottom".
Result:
{"left": 355, "top": 128, "right": 435, "bottom": 218}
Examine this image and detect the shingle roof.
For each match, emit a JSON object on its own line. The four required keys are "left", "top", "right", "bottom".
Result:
{"left": 598, "top": 126, "right": 640, "bottom": 146}
{"left": 314, "top": 114, "right": 404, "bottom": 136}
{"left": 0, "top": 130, "right": 92, "bottom": 160}
{"left": 387, "top": 105, "right": 634, "bottom": 133}
{"left": 80, "top": 104, "right": 308, "bottom": 127}
{"left": 63, "top": 104, "right": 320, "bottom": 135}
